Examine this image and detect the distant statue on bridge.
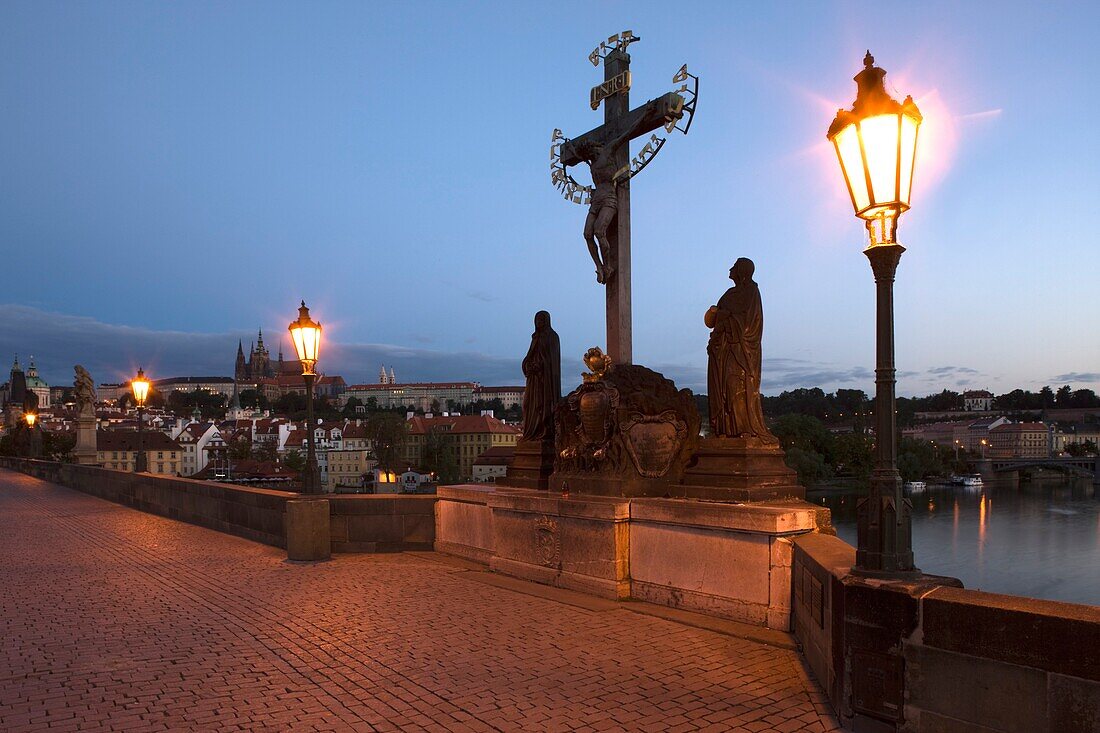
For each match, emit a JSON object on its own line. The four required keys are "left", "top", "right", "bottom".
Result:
{"left": 73, "top": 365, "right": 96, "bottom": 418}
{"left": 705, "top": 258, "right": 776, "bottom": 443}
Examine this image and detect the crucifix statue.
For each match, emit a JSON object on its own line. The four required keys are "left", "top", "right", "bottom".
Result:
{"left": 551, "top": 31, "right": 698, "bottom": 366}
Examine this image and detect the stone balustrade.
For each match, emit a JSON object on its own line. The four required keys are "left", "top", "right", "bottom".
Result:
{"left": 0, "top": 458, "right": 435, "bottom": 553}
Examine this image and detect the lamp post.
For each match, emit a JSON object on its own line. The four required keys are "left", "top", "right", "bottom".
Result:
{"left": 132, "top": 368, "right": 150, "bottom": 472}
{"left": 24, "top": 410, "right": 39, "bottom": 459}
{"left": 828, "top": 51, "right": 921, "bottom": 578}
{"left": 288, "top": 301, "right": 323, "bottom": 494}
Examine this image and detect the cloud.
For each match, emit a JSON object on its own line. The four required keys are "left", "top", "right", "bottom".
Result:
{"left": 1051, "top": 372, "right": 1100, "bottom": 383}
{"left": 926, "top": 365, "right": 980, "bottom": 376}
{"left": 0, "top": 304, "right": 523, "bottom": 387}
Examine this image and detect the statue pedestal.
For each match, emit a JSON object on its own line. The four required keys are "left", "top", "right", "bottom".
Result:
{"left": 503, "top": 439, "right": 555, "bottom": 490}
{"left": 435, "top": 483, "right": 826, "bottom": 629}
{"left": 72, "top": 414, "right": 98, "bottom": 466}
{"left": 680, "top": 437, "right": 805, "bottom": 502}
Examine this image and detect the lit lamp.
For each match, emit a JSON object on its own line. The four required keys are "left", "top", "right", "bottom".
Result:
{"left": 24, "top": 411, "right": 37, "bottom": 428}
{"left": 288, "top": 301, "right": 323, "bottom": 493}
{"left": 828, "top": 51, "right": 921, "bottom": 578}
{"left": 132, "top": 367, "right": 150, "bottom": 472}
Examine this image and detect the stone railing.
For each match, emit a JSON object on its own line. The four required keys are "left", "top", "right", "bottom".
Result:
{"left": 0, "top": 458, "right": 435, "bottom": 553}
{"left": 792, "top": 533, "right": 1100, "bottom": 732}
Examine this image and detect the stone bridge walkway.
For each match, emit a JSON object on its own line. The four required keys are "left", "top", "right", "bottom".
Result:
{"left": 0, "top": 469, "right": 840, "bottom": 732}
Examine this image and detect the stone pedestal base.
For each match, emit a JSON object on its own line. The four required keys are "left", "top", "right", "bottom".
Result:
{"left": 680, "top": 437, "right": 804, "bottom": 501}
{"left": 286, "top": 498, "right": 331, "bottom": 561}
{"left": 503, "top": 439, "right": 555, "bottom": 490}
{"left": 73, "top": 414, "right": 98, "bottom": 465}
{"left": 435, "top": 484, "right": 827, "bottom": 629}
{"left": 488, "top": 489, "right": 631, "bottom": 600}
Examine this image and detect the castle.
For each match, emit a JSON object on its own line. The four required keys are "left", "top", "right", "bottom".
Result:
{"left": 234, "top": 330, "right": 301, "bottom": 385}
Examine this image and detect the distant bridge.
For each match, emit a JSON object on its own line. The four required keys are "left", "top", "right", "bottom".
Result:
{"left": 987, "top": 455, "right": 1099, "bottom": 483}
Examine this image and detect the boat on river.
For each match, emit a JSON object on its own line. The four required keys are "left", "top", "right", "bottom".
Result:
{"left": 904, "top": 481, "right": 926, "bottom": 492}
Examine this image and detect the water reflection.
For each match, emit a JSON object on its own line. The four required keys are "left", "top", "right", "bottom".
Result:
{"left": 811, "top": 476, "right": 1100, "bottom": 605}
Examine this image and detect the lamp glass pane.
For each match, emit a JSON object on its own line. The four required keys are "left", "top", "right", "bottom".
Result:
{"left": 301, "top": 325, "right": 319, "bottom": 363}
{"left": 899, "top": 114, "right": 919, "bottom": 206}
{"left": 132, "top": 380, "right": 149, "bottom": 404}
{"left": 860, "top": 114, "right": 901, "bottom": 207}
{"left": 291, "top": 327, "right": 308, "bottom": 363}
{"left": 834, "top": 124, "right": 869, "bottom": 212}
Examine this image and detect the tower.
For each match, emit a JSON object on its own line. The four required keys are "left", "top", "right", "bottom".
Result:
{"left": 389, "top": 367, "right": 397, "bottom": 385}
{"left": 379, "top": 365, "right": 387, "bottom": 384}
{"left": 235, "top": 340, "right": 248, "bottom": 382}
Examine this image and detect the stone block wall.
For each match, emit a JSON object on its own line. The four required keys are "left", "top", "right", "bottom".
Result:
{"left": 1, "top": 458, "right": 437, "bottom": 553}
{"left": 435, "top": 484, "right": 825, "bottom": 630}
{"left": 792, "top": 534, "right": 1100, "bottom": 733}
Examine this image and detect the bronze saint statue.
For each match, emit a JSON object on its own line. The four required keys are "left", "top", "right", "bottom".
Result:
{"left": 705, "top": 258, "right": 777, "bottom": 443}
{"left": 73, "top": 365, "right": 96, "bottom": 418}
{"left": 520, "top": 311, "right": 561, "bottom": 442}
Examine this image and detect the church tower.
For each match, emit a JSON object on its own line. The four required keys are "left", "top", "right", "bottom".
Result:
{"left": 235, "top": 341, "right": 248, "bottom": 383}
{"left": 389, "top": 367, "right": 397, "bottom": 385}
{"left": 379, "top": 364, "right": 387, "bottom": 384}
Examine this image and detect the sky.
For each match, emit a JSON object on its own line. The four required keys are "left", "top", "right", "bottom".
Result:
{"left": 1, "top": 1, "right": 1097, "bottom": 396}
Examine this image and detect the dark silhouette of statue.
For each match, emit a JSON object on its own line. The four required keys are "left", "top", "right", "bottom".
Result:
{"left": 521, "top": 311, "right": 561, "bottom": 442}
{"left": 706, "top": 258, "right": 777, "bottom": 443}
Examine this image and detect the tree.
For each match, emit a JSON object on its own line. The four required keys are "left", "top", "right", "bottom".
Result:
{"left": 229, "top": 436, "right": 253, "bottom": 460}
{"left": 252, "top": 441, "right": 278, "bottom": 463}
{"left": 1064, "top": 440, "right": 1098, "bottom": 457}
{"left": 42, "top": 431, "right": 75, "bottom": 461}
{"left": 784, "top": 447, "right": 833, "bottom": 487}
{"left": 369, "top": 412, "right": 407, "bottom": 472}
{"left": 1055, "top": 385, "right": 1073, "bottom": 407}
{"left": 342, "top": 397, "right": 364, "bottom": 417}
{"left": 832, "top": 432, "right": 874, "bottom": 479}
{"left": 422, "top": 428, "right": 459, "bottom": 483}
{"left": 1039, "top": 386, "right": 1055, "bottom": 408}
{"left": 283, "top": 449, "right": 306, "bottom": 472}
{"left": 240, "top": 389, "right": 269, "bottom": 411}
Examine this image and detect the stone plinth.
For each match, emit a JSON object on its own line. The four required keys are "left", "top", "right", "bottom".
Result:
{"left": 489, "top": 488, "right": 630, "bottom": 600}
{"left": 503, "top": 439, "right": 555, "bottom": 490}
{"left": 435, "top": 484, "right": 498, "bottom": 563}
{"left": 72, "top": 414, "right": 98, "bottom": 465}
{"left": 629, "top": 498, "right": 815, "bottom": 628}
{"left": 286, "top": 497, "right": 331, "bottom": 561}
{"left": 435, "top": 483, "right": 827, "bottom": 629}
{"left": 680, "top": 437, "right": 804, "bottom": 501}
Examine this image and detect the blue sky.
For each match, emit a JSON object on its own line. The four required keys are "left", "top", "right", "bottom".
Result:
{"left": 1, "top": 1, "right": 1097, "bottom": 395}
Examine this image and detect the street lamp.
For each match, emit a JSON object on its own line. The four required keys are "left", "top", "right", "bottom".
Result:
{"left": 828, "top": 51, "right": 922, "bottom": 578}
{"left": 132, "top": 367, "right": 150, "bottom": 472}
{"left": 24, "top": 410, "right": 40, "bottom": 459}
{"left": 288, "top": 301, "right": 323, "bottom": 493}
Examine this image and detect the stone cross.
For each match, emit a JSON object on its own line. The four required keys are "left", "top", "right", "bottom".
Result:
{"left": 557, "top": 42, "right": 689, "bottom": 366}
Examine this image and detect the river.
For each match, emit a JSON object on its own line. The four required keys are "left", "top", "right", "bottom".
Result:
{"left": 809, "top": 475, "right": 1100, "bottom": 606}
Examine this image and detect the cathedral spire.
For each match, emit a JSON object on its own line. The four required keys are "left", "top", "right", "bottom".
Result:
{"left": 379, "top": 364, "right": 387, "bottom": 384}
{"left": 389, "top": 367, "right": 397, "bottom": 385}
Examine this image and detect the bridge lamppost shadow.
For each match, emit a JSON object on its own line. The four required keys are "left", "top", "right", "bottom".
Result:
{"left": 827, "top": 51, "right": 922, "bottom": 579}
{"left": 131, "top": 368, "right": 150, "bottom": 473}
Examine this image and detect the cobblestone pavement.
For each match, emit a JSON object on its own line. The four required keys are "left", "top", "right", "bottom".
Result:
{"left": 0, "top": 469, "right": 841, "bottom": 732}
